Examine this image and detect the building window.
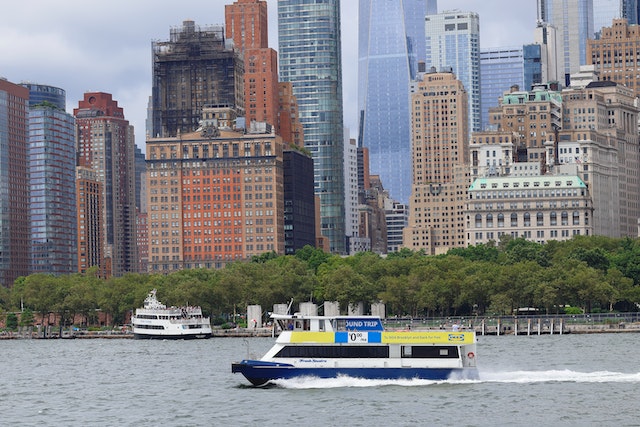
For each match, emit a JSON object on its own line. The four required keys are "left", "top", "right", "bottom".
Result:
{"left": 573, "top": 211, "right": 580, "bottom": 225}
{"left": 561, "top": 211, "right": 569, "bottom": 226}
{"left": 550, "top": 211, "right": 557, "bottom": 226}
{"left": 486, "top": 214, "right": 493, "bottom": 228}
{"left": 524, "top": 212, "right": 531, "bottom": 227}
{"left": 511, "top": 213, "right": 518, "bottom": 227}
{"left": 536, "top": 212, "right": 544, "bottom": 226}
{"left": 497, "top": 213, "right": 504, "bottom": 228}
{"left": 475, "top": 214, "right": 482, "bottom": 228}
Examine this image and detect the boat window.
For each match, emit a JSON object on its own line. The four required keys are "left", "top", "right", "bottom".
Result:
{"left": 275, "top": 345, "right": 389, "bottom": 359}
{"left": 401, "top": 346, "right": 459, "bottom": 359}
{"left": 293, "top": 320, "right": 310, "bottom": 331}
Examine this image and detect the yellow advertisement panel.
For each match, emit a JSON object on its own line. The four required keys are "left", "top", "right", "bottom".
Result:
{"left": 381, "top": 331, "right": 475, "bottom": 344}
{"left": 289, "top": 331, "right": 335, "bottom": 343}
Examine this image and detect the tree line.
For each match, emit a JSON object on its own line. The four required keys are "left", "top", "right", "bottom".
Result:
{"left": 2, "top": 235, "right": 640, "bottom": 328}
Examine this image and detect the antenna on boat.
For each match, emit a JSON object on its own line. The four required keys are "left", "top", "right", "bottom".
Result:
{"left": 286, "top": 298, "right": 294, "bottom": 315}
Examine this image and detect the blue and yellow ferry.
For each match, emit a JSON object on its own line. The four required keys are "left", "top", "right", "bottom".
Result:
{"left": 232, "top": 313, "right": 478, "bottom": 386}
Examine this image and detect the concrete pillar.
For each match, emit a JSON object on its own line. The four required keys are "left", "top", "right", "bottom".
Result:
{"left": 247, "top": 305, "right": 262, "bottom": 328}
{"left": 323, "top": 301, "right": 340, "bottom": 316}
{"left": 348, "top": 302, "right": 364, "bottom": 315}
{"left": 371, "top": 302, "right": 385, "bottom": 319}
{"left": 299, "top": 302, "right": 317, "bottom": 316}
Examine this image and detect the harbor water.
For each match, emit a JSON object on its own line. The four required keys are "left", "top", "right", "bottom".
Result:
{"left": 2, "top": 333, "right": 639, "bottom": 426}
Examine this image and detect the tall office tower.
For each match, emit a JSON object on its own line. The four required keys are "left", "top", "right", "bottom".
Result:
{"left": 523, "top": 44, "right": 544, "bottom": 90}
{"left": 146, "top": 106, "right": 285, "bottom": 273}
{"left": 278, "top": 0, "right": 347, "bottom": 254}
{"left": 358, "top": 0, "right": 432, "bottom": 204}
{"left": 225, "top": 0, "right": 268, "bottom": 50}
{"left": 345, "top": 136, "right": 363, "bottom": 254}
{"left": 226, "top": 0, "right": 279, "bottom": 131}
{"left": 488, "top": 83, "right": 563, "bottom": 162}
{"left": 425, "top": 10, "right": 481, "bottom": 134}
{"left": 0, "top": 79, "right": 29, "bottom": 286}
{"left": 533, "top": 21, "right": 563, "bottom": 84}
{"left": 588, "top": 19, "right": 640, "bottom": 98}
{"left": 151, "top": 20, "right": 244, "bottom": 138}
{"left": 22, "top": 83, "right": 77, "bottom": 274}
{"left": 74, "top": 92, "right": 137, "bottom": 278}
{"left": 76, "top": 167, "right": 103, "bottom": 275}
{"left": 537, "top": 0, "right": 594, "bottom": 86}
{"left": 402, "top": 71, "right": 470, "bottom": 254}
{"left": 283, "top": 150, "right": 316, "bottom": 255}
{"left": 557, "top": 80, "right": 640, "bottom": 237}
{"left": 624, "top": 0, "right": 639, "bottom": 24}
{"left": 480, "top": 47, "right": 524, "bottom": 130}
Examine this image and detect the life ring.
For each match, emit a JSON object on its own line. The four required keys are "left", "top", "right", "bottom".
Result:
{"left": 467, "top": 352, "right": 475, "bottom": 359}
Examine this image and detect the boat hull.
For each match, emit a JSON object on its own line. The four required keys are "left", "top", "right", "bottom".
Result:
{"left": 232, "top": 360, "right": 479, "bottom": 386}
{"left": 133, "top": 332, "right": 212, "bottom": 340}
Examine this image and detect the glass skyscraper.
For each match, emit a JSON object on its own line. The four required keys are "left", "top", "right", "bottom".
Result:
{"left": 358, "top": 0, "right": 436, "bottom": 204}
{"left": 538, "top": 0, "right": 594, "bottom": 86}
{"left": 0, "top": 80, "right": 30, "bottom": 286}
{"left": 278, "top": 0, "right": 346, "bottom": 253}
{"left": 23, "top": 84, "right": 77, "bottom": 274}
{"left": 425, "top": 10, "right": 481, "bottom": 134}
{"left": 480, "top": 47, "right": 524, "bottom": 130}
{"left": 523, "top": 44, "right": 543, "bottom": 90}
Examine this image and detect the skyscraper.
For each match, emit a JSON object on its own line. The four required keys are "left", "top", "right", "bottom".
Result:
{"left": 0, "top": 79, "right": 29, "bottom": 286}
{"left": 480, "top": 47, "right": 524, "bottom": 130}
{"left": 22, "top": 83, "right": 77, "bottom": 274}
{"left": 624, "top": 0, "right": 640, "bottom": 24}
{"left": 537, "top": 0, "right": 594, "bottom": 86}
{"left": 358, "top": 0, "right": 435, "bottom": 204}
{"left": 145, "top": 106, "right": 285, "bottom": 272}
{"left": 151, "top": 20, "right": 244, "bottom": 138}
{"left": 523, "top": 43, "right": 543, "bottom": 90}
{"left": 425, "top": 10, "right": 481, "bottom": 134}
{"left": 588, "top": 18, "right": 640, "bottom": 99}
{"left": 532, "top": 20, "right": 562, "bottom": 84}
{"left": 74, "top": 92, "right": 137, "bottom": 277}
{"left": 226, "top": 0, "right": 280, "bottom": 131}
{"left": 403, "top": 71, "right": 470, "bottom": 254}
{"left": 278, "top": 0, "right": 346, "bottom": 253}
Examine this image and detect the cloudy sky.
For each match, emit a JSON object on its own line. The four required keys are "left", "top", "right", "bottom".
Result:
{"left": 1, "top": 0, "right": 537, "bottom": 148}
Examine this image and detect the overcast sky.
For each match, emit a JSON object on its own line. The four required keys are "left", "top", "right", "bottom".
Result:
{"left": 0, "top": 0, "right": 537, "bottom": 149}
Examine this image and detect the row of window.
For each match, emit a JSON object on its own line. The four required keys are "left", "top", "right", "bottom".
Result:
{"left": 472, "top": 211, "right": 584, "bottom": 228}
{"left": 274, "top": 345, "right": 460, "bottom": 359}
{"left": 473, "top": 229, "right": 584, "bottom": 241}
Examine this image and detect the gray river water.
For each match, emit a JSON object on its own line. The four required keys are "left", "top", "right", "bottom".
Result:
{"left": 1, "top": 333, "right": 639, "bottom": 426}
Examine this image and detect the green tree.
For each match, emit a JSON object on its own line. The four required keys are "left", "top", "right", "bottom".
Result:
{"left": 5, "top": 312, "right": 18, "bottom": 330}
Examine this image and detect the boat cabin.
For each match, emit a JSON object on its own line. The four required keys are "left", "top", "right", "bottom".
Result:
{"left": 272, "top": 314, "right": 384, "bottom": 333}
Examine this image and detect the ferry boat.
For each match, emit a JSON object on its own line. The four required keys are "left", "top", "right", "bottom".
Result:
{"left": 232, "top": 313, "right": 478, "bottom": 386}
{"left": 131, "top": 289, "right": 212, "bottom": 339}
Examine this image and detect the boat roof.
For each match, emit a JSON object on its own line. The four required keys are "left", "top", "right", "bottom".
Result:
{"left": 271, "top": 313, "right": 381, "bottom": 320}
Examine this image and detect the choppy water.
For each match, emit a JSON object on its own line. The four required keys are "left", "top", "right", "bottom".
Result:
{"left": 2, "top": 333, "right": 639, "bottom": 426}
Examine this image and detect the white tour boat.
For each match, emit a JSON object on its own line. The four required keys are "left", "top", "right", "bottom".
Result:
{"left": 232, "top": 313, "right": 478, "bottom": 386}
{"left": 131, "top": 289, "right": 212, "bottom": 339}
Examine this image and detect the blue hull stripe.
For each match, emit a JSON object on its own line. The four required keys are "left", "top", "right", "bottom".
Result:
{"left": 232, "top": 360, "right": 478, "bottom": 386}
